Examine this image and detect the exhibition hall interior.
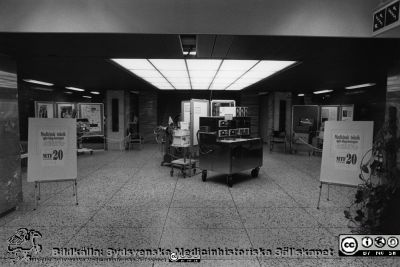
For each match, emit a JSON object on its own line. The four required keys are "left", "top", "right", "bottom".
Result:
{"left": 0, "top": 1, "right": 400, "bottom": 266}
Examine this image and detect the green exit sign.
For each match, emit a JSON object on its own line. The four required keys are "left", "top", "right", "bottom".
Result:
{"left": 373, "top": 0, "right": 400, "bottom": 35}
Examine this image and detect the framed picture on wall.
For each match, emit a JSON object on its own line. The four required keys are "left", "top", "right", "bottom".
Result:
{"left": 56, "top": 102, "right": 77, "bottom": 118}
{"left": 78, "top": 103, "right": 104, "bottom": 135}
{"left": 35, "top": 101, "right": 55, "bottom": 118}
{"left": 320, "top": 105, "right": 339, "bottom": 123}
{"left": 340, "top": 105, "right": 354, "bottom": 121}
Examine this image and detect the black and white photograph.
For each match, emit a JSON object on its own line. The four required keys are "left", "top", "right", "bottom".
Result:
{"left": 35, "top": 101, "right": 55, "bottom": 118}
{"left": 56, "top": 102, "right": 77, "bottom": 118}
{"left": 0, "top": 1, "right": 400, "bottom": 267}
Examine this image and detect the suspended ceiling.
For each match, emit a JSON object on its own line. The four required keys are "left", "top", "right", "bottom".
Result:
{"left": 0, "top": 33, "right": 399, "bottom": 94}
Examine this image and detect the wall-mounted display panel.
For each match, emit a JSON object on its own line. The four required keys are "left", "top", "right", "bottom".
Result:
{"left": 78, "top": 103, "right": 104, "bottom": 135}
{"left": 320, "top": 105, "right": 339, "bottom": 123}
{"left": 56, "top": 102, "right": 77, "bottom": 118}
{"left": 340, "top": 105, "right": 354, "bottom": 121}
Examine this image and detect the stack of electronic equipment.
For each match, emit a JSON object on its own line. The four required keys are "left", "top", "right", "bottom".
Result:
{"left": 199, "top": 116, "right": 251, "bottom": 138}
{"left": 198, "top": 113, "right": 263, "bottom": 187}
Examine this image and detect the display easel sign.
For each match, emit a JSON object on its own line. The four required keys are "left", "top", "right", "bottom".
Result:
{"left": 27, "top": 118, "right": 78, "bottom": 208}
{"left": 317, "top": 121, "right": 373, "bottom": 208}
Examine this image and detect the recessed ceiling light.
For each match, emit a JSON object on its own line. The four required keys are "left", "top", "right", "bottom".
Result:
{"left": 111, "top": 58, "right": 296, "bottom": 91}
{"left": 345, "top": 83, "right": 376, "bottom": 90}
{"left": 184, "top": 51, "right": 197, "bottom": 56}
{"left": 298, "top": 93, "right": 305, "bottom": 96}
{"left": 90, "top": 91, "right": 100, "bottom": 95}
{"left": 64, "top": 91, "right": 73, "bottom": 94}
{"left": 313, "top": 89, "right": 333, "bottom": 94}
{"left": 82, "top": 95, "right": 92, "bottom": 99}
{"left": 23, "top": 79, "right": 53, "bottom": 86}
{"left": 66, "top": 86, "right": 85, "bottom": 92}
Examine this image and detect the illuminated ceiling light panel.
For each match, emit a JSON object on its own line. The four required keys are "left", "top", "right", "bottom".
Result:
{"left": 219, "top": 60, "right": 258, "bottom": 71}
{"left": 128, "top": 69, "right": 163, "bottom": 78}
{"left": 82, "top": 95, "right": 92, "bottom": 99}
{"left": 226, "top": 84, "right": 246, "bottom": 91}
{"left": 345, "top": 83, "right": 376, "bottom": 89}
{"left": 111, "top": 58, "right": 296, "bottom": 91}
{"left": 313, "top": 89, "right": 333, "bottom": 94}
{"left": 168, "top": 77, "right": 190, "bottom": 84}
{"left": 187, "top": 60, "right": 221, "bottom": 90}
{"left": 209, "top": 84, "right": 228, "bottom": 90}
{"left": 23, "top": 79, "right": 53, "bottom": 86}
{"left": 66, "top": 86, "right": 85, "bottom": 92}
{"left": 190, "top": 83, "right": 210, "bottom": 90}
{"left": 161, "top": 70, "right": 189, "bottom": 78}
{"left": 90, "top": 91, "right": 100, "bottom": 95}
{"left": 173, "top": 83, "right": 191, "bottom": 90}
{"left": 149, "top": 59, "right": 186, "bottom": 71}
{"left": 187, "top": 59, "right": 221, "bottom": 70}
{"left": 111, "top": 59, "right": 153, "bottom": 70}
{"left": 190, "top": 76, "right": 214, "bottom": 84}
{"left": 143, "top": 77, "right": 170, "bottom": 84}
{"left": 153, "top": 83, "right": 174, "bottom": 90}
{"left": 298, "top": 93, "right": 305, "bottom": 96}
{"left": 254, "top": 60, "right": 296, "bottom": 72}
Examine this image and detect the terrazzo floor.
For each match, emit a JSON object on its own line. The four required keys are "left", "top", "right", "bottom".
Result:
{"left": 0, "top": 145, "right": 398, "bottom": 266}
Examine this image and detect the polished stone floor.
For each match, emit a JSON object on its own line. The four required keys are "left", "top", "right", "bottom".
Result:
{"left": 0, "top": 145, "right": 397, "bottom": 266}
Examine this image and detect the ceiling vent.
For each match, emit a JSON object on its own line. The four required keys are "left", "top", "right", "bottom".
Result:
{"left": 179, "top": 35, "right": 197, "bottom": 56}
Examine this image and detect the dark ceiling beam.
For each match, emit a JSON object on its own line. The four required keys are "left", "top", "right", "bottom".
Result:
{"left": 0, "top": 0, "right": 383, "bottom": 38}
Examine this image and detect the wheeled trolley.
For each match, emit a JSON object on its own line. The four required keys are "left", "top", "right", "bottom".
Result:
{"left": 199, "top": 136, "right": 263, "bottom": 187}
{"left": 169, "top": 144, "right": 197, "bottom": 178}
{"left": 170, "top": 158, "right": 197, "bottom": 178}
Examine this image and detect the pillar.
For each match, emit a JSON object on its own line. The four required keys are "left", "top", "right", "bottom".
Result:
{"left": 106, "top": 90, "right": 125, "bottom": 150}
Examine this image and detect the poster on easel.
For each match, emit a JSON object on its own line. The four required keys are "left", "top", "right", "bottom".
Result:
{"left": 320, "top": 121, "right": 373, "bottom": 186}
{"left": 78, "top": 103, "right": 104, "bottom": 135}
{"left": 27, "top": 118, "right": 77, "bottom": 182}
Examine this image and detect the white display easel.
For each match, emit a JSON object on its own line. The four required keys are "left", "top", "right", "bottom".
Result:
{"left": 317, "top": 121, "right": 373, "bottom": 209}
{"left": 28, "top": 118, "right": 78, "bottom": 209}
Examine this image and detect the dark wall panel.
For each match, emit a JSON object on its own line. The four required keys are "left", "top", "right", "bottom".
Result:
{"left": 0, "top": 55, "right": 21, "bottom": 215}
{"left": 0, "top": 0, "right": 377, "bottom": 37}
{"left": 139, "top": 90, "right": 158, "bottom": 143}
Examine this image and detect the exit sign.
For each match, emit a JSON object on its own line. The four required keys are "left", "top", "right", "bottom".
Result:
{"left": 373, "top": 0, "right": 400, "bottom": 35}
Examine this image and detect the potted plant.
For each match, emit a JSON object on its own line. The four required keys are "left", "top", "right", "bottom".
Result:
{"left": 344, "top": 107, "right": 400, "bottom": 234}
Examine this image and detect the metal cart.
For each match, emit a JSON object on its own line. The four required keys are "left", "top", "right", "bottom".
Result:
{"left": 199, "top": 136, "right": 263, "bottom": 187}
{"left": 170, "top": 144, "right": 197, "bottom": 178}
